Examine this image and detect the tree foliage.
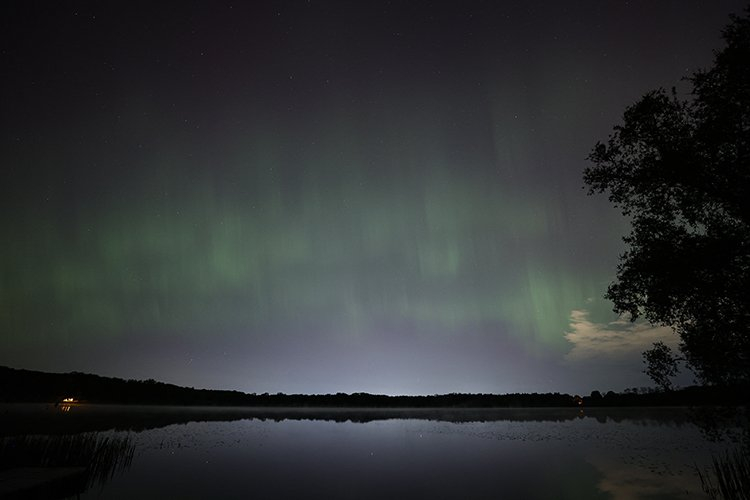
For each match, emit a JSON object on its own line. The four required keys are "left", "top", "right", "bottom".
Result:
{"left": 584, "top": 9, "right": 750, "bottom": 386}
{"left": 643, "top": 341, "right": 680, "bottom": 391}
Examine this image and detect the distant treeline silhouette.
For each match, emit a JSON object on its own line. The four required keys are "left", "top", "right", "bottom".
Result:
{"left": 1, "top": 366, "right": 746, "bottom": 408}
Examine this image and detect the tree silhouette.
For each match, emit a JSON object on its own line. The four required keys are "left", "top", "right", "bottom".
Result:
{"left": 643, "top": 341, "right": 680, "bottom": 391}
{"left": 584, "top": 9, "right": 750, "bottom": 386}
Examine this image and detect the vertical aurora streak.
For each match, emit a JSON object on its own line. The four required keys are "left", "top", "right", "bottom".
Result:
{"left": 0, "top": 1, "right": 743, "bottom": 394}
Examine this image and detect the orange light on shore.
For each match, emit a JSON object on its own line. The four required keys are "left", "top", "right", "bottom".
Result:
{"left": 62, "top": 397, "right": 76, "bottom": 403}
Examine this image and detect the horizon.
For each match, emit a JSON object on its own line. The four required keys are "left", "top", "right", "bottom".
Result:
{"left": 0, "top": 361, "right": 685, "bottom": 399}
{"left": 2, "top": 363, "right": 700, "bottom": 399}
{"left": 1, "top": 1, "right": 742, "bottom": 395}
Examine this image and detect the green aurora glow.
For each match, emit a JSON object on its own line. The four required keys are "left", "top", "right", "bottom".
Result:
{"left": 1, "top": 1, "right": 740, "bottom": 393}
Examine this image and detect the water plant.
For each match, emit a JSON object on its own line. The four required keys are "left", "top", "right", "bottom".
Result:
{"left": 0, "top": 432, "right": 135, "bottom": 494}
{"left": 698, "top": 448, "right": 750, "bottom": 500}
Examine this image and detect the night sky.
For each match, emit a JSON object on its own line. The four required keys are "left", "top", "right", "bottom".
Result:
{"left": 1, "top": 1, "right": 744, "bottom": 395}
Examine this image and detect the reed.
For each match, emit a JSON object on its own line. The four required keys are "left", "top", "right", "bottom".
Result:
{"left": 698, "top": 448, "right": 750, "bottom": 500}
{"left": 0, "top": 433, "right": 135, "bottom": 488}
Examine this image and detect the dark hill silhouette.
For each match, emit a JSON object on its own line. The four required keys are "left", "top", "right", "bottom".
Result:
{"left": 0, "top": 365, "right": 745, "bottom": 409}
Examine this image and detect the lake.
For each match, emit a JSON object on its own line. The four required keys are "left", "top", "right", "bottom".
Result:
{"left": 0, "top": 405, "right": 743, "bottom": 499}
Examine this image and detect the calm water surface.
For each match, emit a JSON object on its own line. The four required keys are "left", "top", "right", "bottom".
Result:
{"left": 1, "top": 406, "right": 740, "bottom": 499}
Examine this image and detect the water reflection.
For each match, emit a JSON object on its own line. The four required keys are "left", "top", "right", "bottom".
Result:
{"left": 0, "top": 404, "right": 714, "bottom": 435}
{"left": 0, "top": 405, "right": 742, "bottom": 499}
{"left": 0, "top": 433, "right": 135, "bottom": 499}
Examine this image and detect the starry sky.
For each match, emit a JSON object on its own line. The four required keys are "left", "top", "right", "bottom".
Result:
{"left": 1, "top": 1, "right": 744, "bottom": 395}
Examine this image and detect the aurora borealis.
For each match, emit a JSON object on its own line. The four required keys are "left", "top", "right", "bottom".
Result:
{"left": 1, "top": 1, "right": 743, "bottom": 394}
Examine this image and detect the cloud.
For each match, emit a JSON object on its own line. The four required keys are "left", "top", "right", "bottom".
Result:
{"left": 564, "top": 309, "right": 678, "bottom": 363}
